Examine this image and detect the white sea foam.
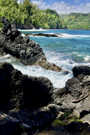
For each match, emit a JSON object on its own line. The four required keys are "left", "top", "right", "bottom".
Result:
{"left": 18, "top": 29, "right": 46, "bottom": 32}
{"left": 0, "top": 54, "right": 11, "bottom": 59}
{"left": 11, "top": 49, "right": 73, "bottom": 89}
{"left": 84, "top": 56, "right": 90, "bottom": 62}
{"left": 0, "top": 29, "right": 90, "bottom": 89}
{"left": 44, "top": 50, "right": 76, "bottom": 71}
{"left": 0, "top": 53, "right": 90, "bottom": 88}
{"left": 0, "top": 54, "right": 72, "bottom": 88}
{"left": 21, "top": 33, "right": 25, "bottom": 37}
{"left": 0, "top": 54, "right": 14, "bottom": 63}
{"left": 29, "top": 32, "right": 90, "bottom": 39}
{"left": 60, "top": 33, "right": 90, "bottom": 39}
{"left": 13, "top": 63, "right": 72, "bottom": 88}
{"left": 0, "top": 42, "right": 90, "bottom": 89}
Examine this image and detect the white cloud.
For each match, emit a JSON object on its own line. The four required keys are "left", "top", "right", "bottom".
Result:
{"left": 18, "top": 0, "right": 24, "bottom": 3}
{"left": 31, "top": 0, "right": 90, "bottom": 14}
{"left": 32, "top": 0, "right": 49, "bottom": 9}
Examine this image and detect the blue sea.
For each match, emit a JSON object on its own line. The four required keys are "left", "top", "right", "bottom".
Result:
{"left": 2, "top": 29, "right": 90, "bottom": 88}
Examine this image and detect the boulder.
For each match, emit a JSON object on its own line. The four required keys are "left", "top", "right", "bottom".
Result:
{"left": 65, "top": 121, "right": 90, "bottom": 134}
{"left": 22, "top": 76, "right": 53, "bottom": 109}
{"left": 73, "top": 66, "right": 90, "bottom": 77}
{"left": 0, "top": 62, "right": 58, "bottom": 134}
{"left": 9, "top": 104, "right": 58, "bottom": 135}
{"left": 65, "top": 77, "right": 82, "bottom": 98}
{"left": 53, "top": 65, "right": 90, "bottom": 126}
{"left": 0, "top": 63, "right": 53, "bottom": 110}
{"left": 36, "top": 57, "right": 62, "bottom": 72}
{"left": 0, "top": 17, "right": 61, "bottom": 72}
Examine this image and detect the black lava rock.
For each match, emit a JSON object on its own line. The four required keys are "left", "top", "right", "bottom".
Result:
{"left": 73, "top": 66, "right": 90, "bottom": 77}
{"left": 0, "top": 17, "right": 45, "bottom": 65}
{"left": 0, "top": 63, "right": 53, "bottom": 110}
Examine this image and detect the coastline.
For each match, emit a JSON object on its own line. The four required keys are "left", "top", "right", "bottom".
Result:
{"left": 18, "top": 28, "right": 90, "bottom": 31}
{"left": 0, "top": 19, "right": 90, "bottom": 135}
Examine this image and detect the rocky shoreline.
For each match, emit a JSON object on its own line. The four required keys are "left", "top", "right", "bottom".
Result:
{"left": 25, "top": 33, "right": 62, "bottom": 37}
{"left": 0, "top": 18, "right": 90, "bottom": 135}
{"left": 0, "top": 63, "right": 90, "bottom": 135}
{"left": 0, "top": 18, "right": 61, "bottom": 72}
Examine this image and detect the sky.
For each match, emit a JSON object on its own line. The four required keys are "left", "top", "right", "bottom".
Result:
{"left": 31, "top": 0, "right": 90, "bottom": 14}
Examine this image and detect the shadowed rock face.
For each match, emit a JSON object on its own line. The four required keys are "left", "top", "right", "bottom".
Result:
{"left": 0, "top": 17, "right": 61, "bottom": 72}
{"left": 0, "top": 63, "right": 14, "bottom": 109}
{"left": 72, "top": 66, "right": 90, "bottom": 77}
{"left": 0, "top": 113, "right": 22, "bottom": 135}
{"left": 0, "top": 63, "right": 53, "bottom": 110}
{"left": 0, "top": 63, "right": 57, "bottom": 135}
{"left": 0, "top": 64, "right": 90, "bottom": 134}
{"left": 22, "top": 76, "right": 53, "bottom": 109}
{"left": 37, "top": 122, "right": 90, "bottom": 135}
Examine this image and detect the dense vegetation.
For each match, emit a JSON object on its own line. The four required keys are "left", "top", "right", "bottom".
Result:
{"left": 0, "top": 0, "right": 90, "bottom": 30}
{"left": 62, "top": 13, "right": 90, "bottom": 29}
{"left": 0, "top": 0, "right": 62, "bottom": 29}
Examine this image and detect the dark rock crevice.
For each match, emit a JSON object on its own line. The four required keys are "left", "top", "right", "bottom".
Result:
{"left": 0, "top": 62, "right": 57, "bottom": 134}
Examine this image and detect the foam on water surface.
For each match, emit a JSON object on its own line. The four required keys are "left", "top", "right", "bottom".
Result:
{"left": 60, "top": 33, "right": 90, "bottom": 39}
{"left": 0, "top": 53, "right": 73, "bottom": 88}
{"left": 18, "top": 29, "right": 47, "bottom": 32}
{"left": 29, "top": 32, "right": 90, "bottom": 39}
{"left": 1, "top": 29, "right": 90, "bottom": 88}
{"left": 13, "top": 63, "right": 72, "bottom": 88}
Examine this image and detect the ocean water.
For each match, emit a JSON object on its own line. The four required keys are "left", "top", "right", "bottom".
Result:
{"left": 1, "top": 29, "right": 90, "bottom": 88}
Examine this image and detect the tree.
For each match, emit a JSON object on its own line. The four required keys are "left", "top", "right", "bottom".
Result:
{"left": 0, "top": 0, "right": 18, "bottom": 22}
{"left": 23, "top": 0, "right": 32, "bottom": 16}
{"left": 0, "top": 0, "right": 28, "bottom": 25}
{"left": 0, "top": 0, "right": 63, "bottom": 29}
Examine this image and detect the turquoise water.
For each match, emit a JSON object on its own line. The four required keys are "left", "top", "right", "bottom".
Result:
{"left": 27, "top": 29, "right": 90, "bottom": 72}
{"left": 2, "top": 29, "right": 90, "bottom": 88}
{"left": 30, "top": 29, "right": 90, "bottom": 65}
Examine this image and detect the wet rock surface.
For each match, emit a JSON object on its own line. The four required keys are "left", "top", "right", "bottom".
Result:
{"left": 0, "top": 18, "right": 90, "bottom": 135}
{"left": 53, "top": 65, "right": 90, "bottom": 125}
{"left": 0, "top": 17, "right": 61, "bottom": 72}
{"left": 0, "top": 63, "right": 90, "bottom": 134}
{"left": 73, "top": 66, "right": 90, "bottom": 77}
{"left": 0, "top": 17, "right": 45, "bottom": 64}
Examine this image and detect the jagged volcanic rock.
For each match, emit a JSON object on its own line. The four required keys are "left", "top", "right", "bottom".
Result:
{"left": 0, "top": 62, "right": 58, "bottom": 134}
{"left": 0, "top": 17, "right": 61, "bottom": 72}
{"left": 72, "top": 66, "right": 90, "bottom": 77}
{"left": 0, "top": 63, "right": 53, "bottom": 110}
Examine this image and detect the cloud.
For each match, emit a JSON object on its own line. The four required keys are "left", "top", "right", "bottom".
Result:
{"left": 32, "top": 0, "right": 49, "bottom": 9}
{"left": 18, "top": 0, "right": 24, "bottom": 3}
{"left": 31, "top": 0, "right": 90, "bottom": 14}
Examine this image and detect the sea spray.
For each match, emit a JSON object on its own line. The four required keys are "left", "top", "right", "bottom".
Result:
{"left": 0, "top": 29, "right": 90, "bottom": 88}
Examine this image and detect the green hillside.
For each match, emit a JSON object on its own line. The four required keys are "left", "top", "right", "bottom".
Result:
{"left": 0, "top": 0, "right": 90, "bottom": 30}
{"left": 62, "top": 13, "right": 90, "bottom": 29}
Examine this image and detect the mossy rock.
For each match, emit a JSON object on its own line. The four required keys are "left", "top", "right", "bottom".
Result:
{"left": 52, "top": 111, "right": 82, "bottom": 127}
